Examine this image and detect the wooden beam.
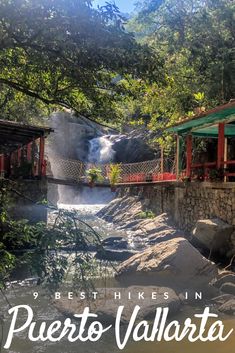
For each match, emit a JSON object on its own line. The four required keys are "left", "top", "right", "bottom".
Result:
{"left": 186, "top": 134, "right": 192, "bottom": 178}
{"left": 217, "top": 123, "right": 225, "bottom": 168}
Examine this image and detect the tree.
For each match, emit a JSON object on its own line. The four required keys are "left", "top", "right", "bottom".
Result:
{"left": 0, "top": 0, "right": 162, "bottom": 124}
{"left": 118, "top": 0, "right": 235, "bottom": 146}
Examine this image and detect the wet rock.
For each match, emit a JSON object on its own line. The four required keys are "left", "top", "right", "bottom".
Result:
{"left": 116, "top": 237, "right": 218, "bottom": 289}
{"left": 227, "top": 231, "right": 235, "bottom": 257}
{"left": 212, "top": 294, "right": 235, "bottom": 315}
{"left": 213, "top": 274, "right": 235, "bottom": 289}
{"left": 95, "top": 248, "right": 137, "bottom": 262}
{"left": 219, "top": 299, "right": 235, "bottom": 315}
{"left": 97, "top": 196, "right": 142, "bottom": 224}
{"left": 101, "top": 236, "right": 128, "bottom": 249}
{"left": 220, "top": 282, "right": 235, "bottom": 295}
{"left": 147, "top": 229, "right": 181, "bottom": 245}
{"left": 192, "top": 218, "right": 233, "bottom": 255}
{"left": 212, "top": 293, "right": 233, "bottom": 305}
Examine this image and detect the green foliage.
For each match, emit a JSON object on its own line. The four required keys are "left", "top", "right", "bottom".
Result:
{"left": 0, "top": 0, "right": 161, "bottom": 124}
{"left": 193, "top": 92, "right": 205, "bottom": 104}
{"left": 120, "top": 0, "right": 235, "bottom": 148}
{"left": 86, "top": 167, "right": 103, "bottom": 184}
{"left": 0, "top": 181, "right": 104, "bottom": 292}
{"left": 208, "top": 168, "right": 225, "bottom": 181}
{"left": 108, "top": 164, "right": 122, "bottom": 185}
{"left": 0, "top": 0, "right": 234, "bottom": 146}
{"left": 137, "top": 210, "right": 155, "bottom": 219}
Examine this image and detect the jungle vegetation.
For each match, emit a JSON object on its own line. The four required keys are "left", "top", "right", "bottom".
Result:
{"left": 0, "top": 0, "right": 234, "bottom": 132}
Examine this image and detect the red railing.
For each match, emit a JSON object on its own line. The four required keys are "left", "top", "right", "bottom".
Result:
{"left": 186, "top": 160, "right": 235, "bottom": 181}
{"left": 0, "top": 138, "right": 46, "bottom": 179}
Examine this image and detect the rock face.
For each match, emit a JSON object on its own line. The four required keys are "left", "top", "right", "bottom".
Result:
{"left": 97, "top": 196, "right": 184, "bottom": 249}
{"left": 116, "top": 237, "right": 218, "bottom": 289}
{"left": 111, "top": 133, "right": 155, "bottom": 163}
{"left": 97, "top": 196, "right": 144, "bottom": 224}
{"left": 192, "top": 218, "right": 233, "bottom": 255}
{"left": 48, "top": 111, "right": 115, "bottom": 161}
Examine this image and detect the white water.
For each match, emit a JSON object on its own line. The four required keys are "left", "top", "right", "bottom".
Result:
{"left": 88, "top": 136, "right": 115, "bottom": 164}
{"left": 57, "top": 136, "right": 116, "bottom": 205}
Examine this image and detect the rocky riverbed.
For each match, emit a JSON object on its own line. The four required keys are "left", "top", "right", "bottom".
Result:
{"left": 95, "top": 195, "right": 235, "bottom": 316}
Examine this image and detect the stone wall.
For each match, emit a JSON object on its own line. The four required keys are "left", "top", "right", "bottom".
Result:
{"left": 118, "top": 182, "right": 235, "bottom": 232}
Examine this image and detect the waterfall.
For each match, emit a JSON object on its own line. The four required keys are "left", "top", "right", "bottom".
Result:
{"left": 46, "top": 112, "right": 118, "bottom": 205}
{"left": 87, "top": 136, "right": 115, "bottom": 164}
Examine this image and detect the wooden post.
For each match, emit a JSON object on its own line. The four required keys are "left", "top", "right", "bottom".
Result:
{"left": 38, "top": 136, "right": 45, "bottom": 177}
{"left": 186, "top": 134, "right": 192, "bottom": 178}
{"left": 217, "top": 123, "right": 225, "bottom": 169}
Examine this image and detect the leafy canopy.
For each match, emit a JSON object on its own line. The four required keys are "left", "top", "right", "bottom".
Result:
{"left": 118, "top": 0, "right": 235, "bottom": 139}
{"left": 0, "top": 0, "right": 162, "bottom": 123}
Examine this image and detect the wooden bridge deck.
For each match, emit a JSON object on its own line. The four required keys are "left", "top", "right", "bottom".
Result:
{"left": 46, "top": 177, "right": 111, "bottom": 187}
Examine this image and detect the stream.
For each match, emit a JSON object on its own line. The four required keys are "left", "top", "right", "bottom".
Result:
{"left": 1, "top": 197, "right": 235, "bottom": 353}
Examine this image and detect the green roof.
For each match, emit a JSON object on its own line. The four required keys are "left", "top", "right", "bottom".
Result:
{"left": 167, "top": 102, "right": 235, "bottom": 137}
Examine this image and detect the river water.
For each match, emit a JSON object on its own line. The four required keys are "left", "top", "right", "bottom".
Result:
{"left": 1, "top": 202, "right": 235, "bottom": 353}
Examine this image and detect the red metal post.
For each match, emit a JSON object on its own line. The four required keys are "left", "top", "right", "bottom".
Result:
{"left": 17, "top": 147, "right": 21, "bottom": 166}
{"left": 27, "top": 142, "right": 32, "bottom": 162}
{"left": 186, "top": 134, "right": 192, "bottom": 178}
{"left": 39, "top": 136, "right": 45, "bottom": 177}
{"left": 217, "top": 123, "right": 225, "bottom": 169}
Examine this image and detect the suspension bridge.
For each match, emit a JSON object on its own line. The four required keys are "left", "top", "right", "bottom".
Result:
{"left": 47, "top": 155, "right": 176, "bottom": 187}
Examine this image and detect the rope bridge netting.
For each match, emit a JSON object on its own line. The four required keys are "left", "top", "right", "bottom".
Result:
{"left": 47, "top": 155, "right": 176, "bottom": 184}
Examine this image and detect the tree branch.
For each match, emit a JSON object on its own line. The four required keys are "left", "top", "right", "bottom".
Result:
{"left": 0, "top": 77, "right": 70, "bottom": 108}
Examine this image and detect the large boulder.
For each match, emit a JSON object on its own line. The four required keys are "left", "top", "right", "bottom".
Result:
{"left": 111, "top": 133, "right": 156, "bottom": 163}
{"left": 218, "top": 299, "right": 235, "bottom": 315}
{"left": 130, "top": 213, "right": 182, "bottom": 246}
{"left": 116, "top": 237, "right": 218, "bottom": 290}
{"left": 212, "top": 294, "right": 235, "bottom": 315}
{"left": 220, "top": 282, "right": 235, "bottom": 296}
{"left": 97, "top": 196, "right": 144, "bottom": 224}
{"left": 213, "top": 273, "right": 235, "bottom": 289}
{"left": 192, "top": 218, "right": 233, "bottom": 255}
{"left": 55, "top": 286, "right": 181, "bottom": 325}
{"left": 227, "top": 231, "right": 235, "bottom": 257}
